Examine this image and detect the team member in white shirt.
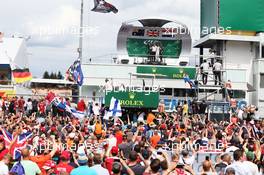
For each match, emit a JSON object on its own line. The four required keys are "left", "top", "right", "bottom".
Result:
{"left": 213, "top": 59, "right": 222, "bottom": 85}
{"left": 200, "top": 60, "right": 210, "bottom": 85}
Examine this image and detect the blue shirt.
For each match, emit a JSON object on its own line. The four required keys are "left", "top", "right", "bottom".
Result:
{"left": 70, "top": 166, "right": 98, "bottom": 175}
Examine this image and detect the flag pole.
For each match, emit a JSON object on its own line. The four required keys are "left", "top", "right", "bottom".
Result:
{"left": 78, "top": 0, "right": 84, "bottom": 99}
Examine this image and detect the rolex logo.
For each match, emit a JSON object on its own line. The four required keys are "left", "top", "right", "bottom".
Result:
{"left": 129, "top": 92, "right": 135, "bottom": 99}
{"left": 179, "top": 69, "right": 184, "bottom": 74}
{"left": 152, "top": 68, "right": 157, "bottom": 73}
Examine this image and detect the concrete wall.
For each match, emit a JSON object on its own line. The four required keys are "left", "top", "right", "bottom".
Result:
{"left": 223, "top": 41, "right": 257, "bottom": 103}
{"left": 224, "top": 41, "right": 255, "bottom": 83}
{"left": 82, "top": 64, "right": 187, "bottom": 88}
{"left": 253, "top": 59, "right": 264, "bottom": 117}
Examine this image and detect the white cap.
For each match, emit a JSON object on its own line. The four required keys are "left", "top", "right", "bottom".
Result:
{"left": 69, "top": 132, "right": 75, "bottom": 138}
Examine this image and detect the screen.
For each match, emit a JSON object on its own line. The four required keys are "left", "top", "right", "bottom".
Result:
{"left": 126, "top": 38, "right": 182, "bottom": 58}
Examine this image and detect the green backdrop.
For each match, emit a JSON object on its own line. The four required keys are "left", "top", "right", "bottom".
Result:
{"left": 126, "top": 38, "right": 182, "bottom": 58}
{"left": 220, "top": 0, "right": 264, "bottom": 32}
{"left": 201, "top": 0, "right": 264, "bottom": 35}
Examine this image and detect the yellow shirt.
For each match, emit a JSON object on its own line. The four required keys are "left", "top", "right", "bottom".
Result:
{"left": 183, "top": 104, "right": 188, "bottom": 114}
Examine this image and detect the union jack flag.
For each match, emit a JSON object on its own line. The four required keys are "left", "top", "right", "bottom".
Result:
{"left": 0, "top": 128, "right": 32, "bottom": 160}
{"left": 147, "top": 29, "right": 159, "bottom": 37}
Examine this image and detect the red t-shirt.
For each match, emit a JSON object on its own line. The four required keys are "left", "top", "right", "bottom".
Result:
{"left": 18, "top": 99, "right": 25, "bottom": 109}
{"left": 77, "top": 100, "right": 86, "bottom": 112}
{"left": 38, "top": 102, "right": 46, "bottom": 113}
{"left": 105, "top": 157, "right": 114, "bottom": 174}
{"left": 56, "top": 162, "right": 74, "bottom": 174}
{"left": 115, "top": 131, "right": 123, "bottom": 146}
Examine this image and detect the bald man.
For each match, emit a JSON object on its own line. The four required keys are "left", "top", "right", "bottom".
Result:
{"left": 15, "top": 148, "right": 42, "bottom": 175}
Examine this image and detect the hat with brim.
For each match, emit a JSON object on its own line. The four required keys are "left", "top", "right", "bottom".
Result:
{"left": 77, "top": 153, "right": 88, "bottom": 164}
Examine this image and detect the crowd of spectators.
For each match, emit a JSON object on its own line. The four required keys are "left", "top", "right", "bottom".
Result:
{"left": 0, "top": 96, "right": 263, "bottom": 175}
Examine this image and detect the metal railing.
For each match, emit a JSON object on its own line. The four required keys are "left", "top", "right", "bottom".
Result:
{"left": 81, "top": 53, "right": 199, "bottom": 65}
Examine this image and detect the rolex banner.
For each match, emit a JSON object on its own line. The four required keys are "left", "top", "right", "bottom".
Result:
{"left": 136, "top": 66, "right": 196, "bottom": 79}
{"left": 105, "top": 91, "right": 159, "bottom": 108}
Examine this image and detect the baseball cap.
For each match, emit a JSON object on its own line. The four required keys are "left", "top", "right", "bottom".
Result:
{"left": 77, "top": 153, "right": 88, "bottom": 164}
{"left": 60, "top": 151, "right": 71, "bottom": 160}
{"left": 42, "top": 160, "right": 56, "bottom": 170}
{"left": 111, "top": 146, "right": 119, "bottom": 154}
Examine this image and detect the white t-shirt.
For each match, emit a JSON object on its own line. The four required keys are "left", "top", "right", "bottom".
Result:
{"left": 107, "top": 136, "right": 117, "bottom": 150}
{"left": 225, "top": 161, "right": 252, "bottom": 175}
{"left": 0, "top": 161, "right": 9, "bottom": 175}
{"left": 93, "top": 105, "right": 100, "bottom": 115}
{"left": 213, "top": 62, "right": 222, "bottom": 71}
{"left": 200, "top": 62, "right": 210, "bottom": 73}
{"left": 179, "top": 155, "right": 195, "bottom": 166}
{"left": 103, "top": 112, "right": 109, "bottom": 120}
{"left": 26, "top": 101, "right": 33, "bottom": 111}
{"left": 151, "top": 45, "right": 157, "bottom": 52}
{"left": 243, "top": 161, "right": 259, "bottom": 175}
{"left": 225, "top": 146, "right": 239, "bottom": 153}
{"left": 237, "top": 109, "right": 244, "bottom": 119}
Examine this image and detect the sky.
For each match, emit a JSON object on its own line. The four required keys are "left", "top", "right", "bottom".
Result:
{"left": 0, "top": 0, "right": 200, "bottom": 77}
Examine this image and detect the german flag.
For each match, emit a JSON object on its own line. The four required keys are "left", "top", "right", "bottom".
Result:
{"left": 12, "top": 68, "right": 32, "bottom": 83}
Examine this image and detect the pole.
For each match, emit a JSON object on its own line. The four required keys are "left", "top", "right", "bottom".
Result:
{"left": 79, "top": 0, "right": 84, "bottom": 60}
{"left": 78, "top": 0, "right": 84, "bottom": 98}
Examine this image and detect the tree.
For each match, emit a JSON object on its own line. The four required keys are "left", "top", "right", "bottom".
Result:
{"left": 50, "top": 72, "right": 55, "bottom": 79}
{"left": 43, "top": 71, "right": 49, "bottom": 79}
{"left": 57, "top": 71, "right": 63, "bottom": 79}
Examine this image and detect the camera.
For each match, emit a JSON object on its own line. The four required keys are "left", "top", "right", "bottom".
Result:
{"left": 176, "top": 164, "right": 184, "bottom": 169}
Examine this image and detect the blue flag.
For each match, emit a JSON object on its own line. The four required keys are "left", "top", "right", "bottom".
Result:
{"left": 66, "top": 59, "right": 84, "bottom": 86}
{"left": 183, "top": 74, "right": 195, "bottom": 89}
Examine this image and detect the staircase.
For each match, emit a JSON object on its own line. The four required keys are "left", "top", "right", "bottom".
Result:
{"left": 195, "top": 69, "right": 229, "bottom": 102}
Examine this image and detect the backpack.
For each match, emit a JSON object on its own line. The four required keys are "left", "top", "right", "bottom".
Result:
{"left": 10, "top": 161, "right": 25, "bottom": 175}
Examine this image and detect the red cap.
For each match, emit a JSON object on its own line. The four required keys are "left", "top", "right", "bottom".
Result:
{"left": 51, "top": 126, "right": 56, "bottom": 132}
{"left": 60, "top": 151, "right": 71, "bottom": 160}
{"left": 111, "top": 146, "right": 119, "bottom": 154}
{"left": 42, "top": 160, "right": 56, "bottom": 170}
